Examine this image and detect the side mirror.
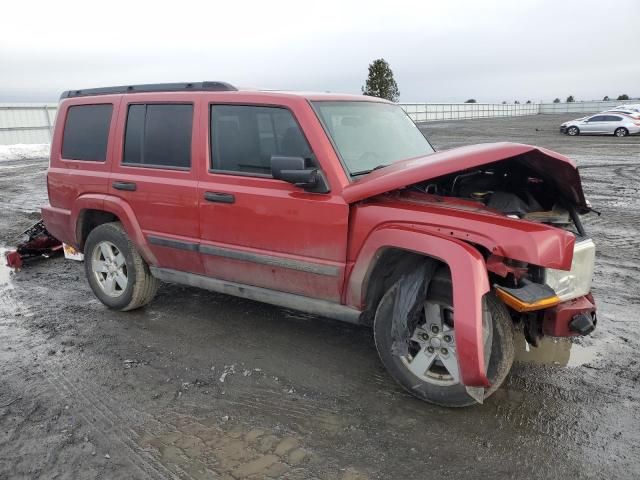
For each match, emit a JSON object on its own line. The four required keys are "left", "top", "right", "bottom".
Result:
{"left": 271, "top": 156, "right": 329, "bottom": 194}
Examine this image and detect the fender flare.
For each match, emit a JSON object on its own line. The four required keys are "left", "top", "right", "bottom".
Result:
{"left": 347, "top": 225, "right": 490, "bottom": 387}
{"left": 72, "top": 194, "right": 157, "bottom": 265}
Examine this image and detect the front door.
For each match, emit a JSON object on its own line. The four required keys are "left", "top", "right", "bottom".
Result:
{"left": 197, "top": 103, "right": 348, "bottom": 302}
{"left": 581, "top": 115, "right": 607, "bottom": 134}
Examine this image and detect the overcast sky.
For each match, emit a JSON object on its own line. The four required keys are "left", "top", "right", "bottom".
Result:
{"left": 1, "top": 0, "right": 638, "bottom": 103}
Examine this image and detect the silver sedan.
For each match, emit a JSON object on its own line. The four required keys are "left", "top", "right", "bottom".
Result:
{"left": 560, "top": 114, "right": 640, "bottom": 137}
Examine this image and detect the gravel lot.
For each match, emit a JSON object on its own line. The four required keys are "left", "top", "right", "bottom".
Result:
{"left": 1, "top": 114, "right": 639, "bottom": 479}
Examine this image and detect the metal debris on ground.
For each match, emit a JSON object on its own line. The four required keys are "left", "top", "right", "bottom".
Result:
{"left": 4, "top": 220, "right": 62, "bottom": 270}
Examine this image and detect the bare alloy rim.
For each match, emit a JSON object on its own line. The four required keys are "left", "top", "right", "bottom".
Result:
{"left": 91, "top": 240, "right": 128, "bottom": 298}
{"left": 401, "top": 300, "right": 492, "bottom": 386}
{"left": 615, "top": 128, "right": 628, "bottom": 137}
{"left": 567, "top": 127, "right": 579, "bottom": 136}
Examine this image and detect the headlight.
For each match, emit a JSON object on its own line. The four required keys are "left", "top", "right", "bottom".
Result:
{"left": 545, "top": 239, "right": 596, "bottom": 301}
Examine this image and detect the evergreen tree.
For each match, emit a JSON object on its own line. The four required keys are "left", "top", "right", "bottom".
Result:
{"left": 362, "top": 59, "right": 400, "bottom": 102}
{"left": 566, "top": 95, "right": 575, "bottom": 103}
{"left": 553, "top": 98, "right": 561, "bottom": 103}
{"left": 617, "top": 94, "right": 629, "bottom": 101}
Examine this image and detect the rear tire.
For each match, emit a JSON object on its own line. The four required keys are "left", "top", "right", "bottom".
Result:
{"left": 84, "top": 222, "right": 159, "bottom": 311}
{"left": 373, "top": 268, "right": 515, "bottom": 407}
{"left": 614, "top": 127, "right": 628, "bottom": 137}
{"left": 567, "top": 126, "right": 580, "bottom": 136}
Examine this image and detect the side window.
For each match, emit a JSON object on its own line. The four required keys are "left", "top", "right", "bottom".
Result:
{"left": 123, "top": 104, "right": 193, "bottom": 169}
{"left": 62, "top": 104, "right": 113, "bottom": 161}
{"left": 210, "top": 105, "right": 312, "bottom": 175}
{"left": 606, "top": 115, "right": 622, "bottom": 122}
{"left": 589, "top": 115, "right": 606, "bottom": 122}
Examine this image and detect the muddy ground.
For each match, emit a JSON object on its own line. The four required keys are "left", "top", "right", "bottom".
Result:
{"left": 0, "top": 114, "right": 639, "bottom": 479}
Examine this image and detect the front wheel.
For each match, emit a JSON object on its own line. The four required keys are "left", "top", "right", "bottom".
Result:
{"left": 614, "top": 127, "right": 628, "bottom": 137}
{"left": 84, "top": 222, "right": 159, "bottom": 311}
{"left": 567, "top": 126, "right": 580, "bottom": 136}
{"left": 373, "top": 268, "right": 515, "bottom": 407}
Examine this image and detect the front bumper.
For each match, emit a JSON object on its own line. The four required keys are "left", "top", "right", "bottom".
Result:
{"left": 542, "top": 293, "right": 597, "bottom": 336}
{"left": 560, "top": 125, "right": 567, "bottom": 133}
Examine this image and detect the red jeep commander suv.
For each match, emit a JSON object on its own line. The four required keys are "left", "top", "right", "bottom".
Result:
{"left": 42, "top": 82, "right": 597, "bottom": 407}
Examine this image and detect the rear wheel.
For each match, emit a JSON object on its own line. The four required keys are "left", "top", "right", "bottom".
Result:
{"left": 84, "top": 222, "right": 159, "bottom": 311}
{"left": 373, "top": 268, "right": 515, "bottom": 407}
{"left": 567, "top": 126, "right": 580, "bottom": 136}
{"left": 614, "top": 127, "right": 629, "bottom": 137}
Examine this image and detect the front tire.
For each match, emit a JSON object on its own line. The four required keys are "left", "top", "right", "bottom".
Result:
{"left": 614, "top": 127, "right": 629, "bottom": 137}
{"left": 567, "top": 126, "right": 580, "bottom": 136}
{"left": 84, "top": 222, "right": 159, "bottom": 311}
{"left": 373, "top": 268, "right": 515, "bottom": 407}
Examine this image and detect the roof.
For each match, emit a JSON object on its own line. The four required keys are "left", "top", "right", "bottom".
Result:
{"left": 59, "top": 82, "right": 387, "bottom": 103}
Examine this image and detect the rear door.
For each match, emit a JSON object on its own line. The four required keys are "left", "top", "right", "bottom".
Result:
{"left": 109, "top": 96, "right": 204, "bottom": 274}
{"left": 197, "top": 102, "right": 349, "bottom": 302}
{"left": 605, "top": 115, "right": 623, "bottom": 134}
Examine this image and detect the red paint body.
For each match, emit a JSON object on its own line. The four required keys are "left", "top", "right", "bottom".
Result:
{"left": 42, "top": 90, "right": 596, "bottom": 387}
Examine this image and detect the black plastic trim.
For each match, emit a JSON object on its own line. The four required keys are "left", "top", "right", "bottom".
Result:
{"left": 148, "top": 235, "right": 198, "bottom": 252}
{"left": 112, "top": 181, "right": 137, "bottom": 192}
{"left": 199, "top": 244, "right": 341, "bottom": 276}
{"left": 146, "top": 234, "right": 339, "bottom": 276}
{"left": 60, "top": 82, "right": 237, "bottom": 99}
{"left": 203, "top": 192, "right": 235, "bottom": 204}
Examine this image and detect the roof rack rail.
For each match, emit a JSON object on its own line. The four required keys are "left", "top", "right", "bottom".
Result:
{"left": 60, "top": 81, "right": 237, "bottom": 99}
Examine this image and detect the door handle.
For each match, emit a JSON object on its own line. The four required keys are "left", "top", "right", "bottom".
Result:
{"left": 113, "top": 181, "right": 137, "bottom": 191}
{"left": 204, "top": 192, "right": 235, "bottom": 204}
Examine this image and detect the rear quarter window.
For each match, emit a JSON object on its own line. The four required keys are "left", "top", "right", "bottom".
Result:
{"left": 61, "top": 104, "right": 113, "bottom": 161}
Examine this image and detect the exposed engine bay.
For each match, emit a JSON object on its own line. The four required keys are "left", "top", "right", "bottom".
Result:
{"left": 414, "top": 162, "right": 587, "bottom": 236}
{"left": 408, "top": 159, "right": 596, "bottom": 345}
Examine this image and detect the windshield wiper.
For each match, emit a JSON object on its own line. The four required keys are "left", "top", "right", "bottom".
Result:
{"left": 350, "top": 164, "right": 390, "bottom": 176}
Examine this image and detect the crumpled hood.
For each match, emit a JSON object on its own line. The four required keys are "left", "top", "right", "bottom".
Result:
{"left": 342, "top": 142, "right": 587, "bottom": 209}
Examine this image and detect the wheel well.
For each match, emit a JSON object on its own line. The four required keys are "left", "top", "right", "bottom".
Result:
{"left": 361, "top": 248, "right": 446, "bottom": 326}
{"left": 76, "top": 209, "right": 119, "bottom": 251}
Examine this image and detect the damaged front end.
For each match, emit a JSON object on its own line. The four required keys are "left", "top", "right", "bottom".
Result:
{"left": 349, "top": 143, "right": 598, "bottom": 399}
{"left": 402, "top": 145, "right": 598, "bottom": 346}
{"left": 491, "top": 239, "right": 597, "bottom": 346}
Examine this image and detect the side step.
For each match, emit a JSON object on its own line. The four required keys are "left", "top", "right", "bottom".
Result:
{"left": 150, "top": 267, "right": 363, "bottom": 324}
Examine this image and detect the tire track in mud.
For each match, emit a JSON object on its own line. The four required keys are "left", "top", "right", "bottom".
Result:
{"left": 38, "top": 359, "right": 186, "bottom": 480}
{"left": 35, "top": 359, "right": 344, "bottom": 479}
{"left": 579, "top": 162, "right": 640, "bottom": 306}
{"left": 0, "top": 287, "right": 183, "bottom": 479}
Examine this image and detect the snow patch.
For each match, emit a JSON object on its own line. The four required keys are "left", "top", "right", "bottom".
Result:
{"left": 0, "top": 144, "right": 50, "bottom": 162}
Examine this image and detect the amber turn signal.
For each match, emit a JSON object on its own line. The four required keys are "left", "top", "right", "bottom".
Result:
{"left": 495, "top": 287, "right": 560, "bottom": 312}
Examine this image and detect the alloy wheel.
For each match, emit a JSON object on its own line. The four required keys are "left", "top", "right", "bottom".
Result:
{"left": 91, "top": 240, "right": 128, "bottom": 297}
{"left": 401, "top": 301, "right": 493, "bottom": 386}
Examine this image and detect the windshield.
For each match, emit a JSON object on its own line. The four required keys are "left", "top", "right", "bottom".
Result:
{"left": 312, "top": 101, "right": 434, "bottom": 176}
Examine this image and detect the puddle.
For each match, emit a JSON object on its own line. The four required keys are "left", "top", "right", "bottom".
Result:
{"left": 0, "top": 247, "right": 14, "bottom": 286}
{"left": 514, "top": 332, "right": 599, "bottom": 367}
